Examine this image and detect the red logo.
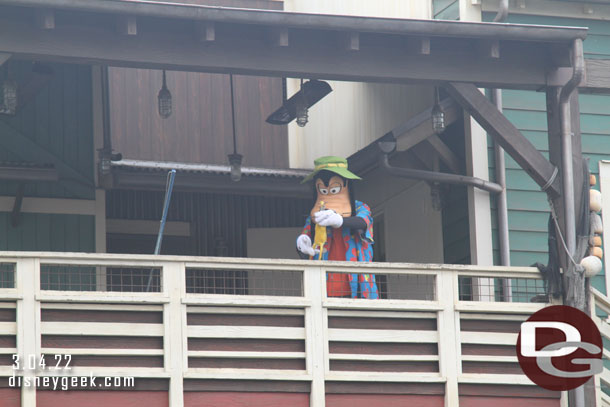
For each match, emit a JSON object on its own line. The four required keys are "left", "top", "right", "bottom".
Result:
{"left": 516, "top": 305, "right": 602, "bottom": 391}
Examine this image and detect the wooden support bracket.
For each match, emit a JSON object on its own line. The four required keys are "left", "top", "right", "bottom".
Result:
{"left": 446, "top": 82, "right": 560, "bottom": 196}
{"left": 117, "top": 16, "right": 137, "bottom": 36}
{"left": 343, "top": 32, "right": 360, "bottom": 52}
{"left": 270, "top": 27, "right": 289, "bottom": 47}
{"left": 478, "top": 39, "right": 500, "bottom": 59}
{"left": 196, "top": 21, "right": 215, "bottom": 42}
{"left": 426, "top": 134, "right": 462, "bottom": 174}
{"left": 406, "top": 37, "right": 431, "bottom": 55}
{"left": 35, "top": 9, "right": 55, "bottom": 30}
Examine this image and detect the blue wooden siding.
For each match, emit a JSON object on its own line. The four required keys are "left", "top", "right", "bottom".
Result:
{"left": 483, "top": 13, "right": 610, "bottom": 293}
{"left": 0, "top": 62, "right": 95, "bottom": 253}
{"left": 433, "top": 0, "right": 459, "bottom": 20}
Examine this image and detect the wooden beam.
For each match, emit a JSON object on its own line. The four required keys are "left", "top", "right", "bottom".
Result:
{"left": 117, "top": 16, "right": 137, "bottom": 36}
{"left": 0, "top": 17, "right": 556, "bottom": 89}
{"left": 394, "top": 98, "right": 460, "bottom": 151}
{"left": 196, "top": 21, "right": 215, "bottom": 42}
{"left": 406, "top": 37, "right": 431, "bottom": 55}
{"left": 445, "top": 82, "right": 560, "bottom": 196}
{"left": 425, "top": 134, "right": 462, "bottom": 174}
{"left": 35, "top": 9, "right": 55, "bottom": 30}
{"left": 0, "top": 120, "right": 94, "bottom": 198}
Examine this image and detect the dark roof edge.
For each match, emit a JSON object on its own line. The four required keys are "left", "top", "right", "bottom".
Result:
{"left": 0, "top": 0, "right": 587, "bottom": 42}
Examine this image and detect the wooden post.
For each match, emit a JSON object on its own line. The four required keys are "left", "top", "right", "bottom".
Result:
{"left": 437, "top": 270, "right": 460, "bottom": 406}
{"left": 304, "top": 266, "right": 326, "bottom": 407}
{"left": 16, "top": 258, "right": 39, "bottom": 407}
{"left": 164, "top": 262, "right": 186, "bottom": 407}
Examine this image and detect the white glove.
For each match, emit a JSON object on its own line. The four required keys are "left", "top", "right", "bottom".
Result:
{"left": 313, "top": 209, "right": 343, "bottom": 228}
{"left": 297, "top": 234, "right": 320, "bottom": 257}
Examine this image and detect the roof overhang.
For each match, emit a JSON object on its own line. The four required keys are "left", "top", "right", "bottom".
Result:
{"left": 0, "top": 0, "right": 588, "bottom": 90}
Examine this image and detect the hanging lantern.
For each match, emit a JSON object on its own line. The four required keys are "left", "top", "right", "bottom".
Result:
{"left": 295, "top": 79, "right": 309, "bottom": 127}
{"left": 431, "top": 86, "right": 445, "bottom": 135}
{"left": 158, "top": 70, "right": 172, "bottom": 119}
{"left": 2, "top": 78, "right": 17, "bottom": 115}
{"left": 228, "top": 153, "right": 243, "bottom": 182}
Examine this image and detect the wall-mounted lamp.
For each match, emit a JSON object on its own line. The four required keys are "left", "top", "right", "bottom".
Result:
{"left": 266, "top": 79, "right": 332, "bottom": 126}
{"left": 431, "top": 86, "right": 445, "bottom": 135}
{"left": 158, "top": 70, "right": 172, "bottom": 119}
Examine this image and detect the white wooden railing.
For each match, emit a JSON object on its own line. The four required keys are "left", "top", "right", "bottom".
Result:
{"left": 591, "top": 288, "right": 610, "bottom": 407}
{"left": 0, "top": 252, "right": 557, "bottom": 407}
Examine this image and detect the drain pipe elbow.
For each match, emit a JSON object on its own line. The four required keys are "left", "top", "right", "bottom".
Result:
{"left": 493, "top": 0, "right": 509, "bottom": 22}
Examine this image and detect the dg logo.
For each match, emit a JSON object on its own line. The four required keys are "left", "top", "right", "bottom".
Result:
{"left": 517, "top": 305, "right": 603, "bottom": 391}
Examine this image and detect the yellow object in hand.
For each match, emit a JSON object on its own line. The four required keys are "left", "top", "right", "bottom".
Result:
{"left": 313, "top": 201, "right": 327, "bottom": 260}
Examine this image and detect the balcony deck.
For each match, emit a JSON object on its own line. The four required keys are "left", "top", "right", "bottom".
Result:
{"left": 0, "top": 251, "right": 596, "bottom": 406}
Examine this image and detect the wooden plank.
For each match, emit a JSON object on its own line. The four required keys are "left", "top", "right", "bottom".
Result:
{"left": 446, "top": 82, "right": 560, "bottom": 196}
{"left": 460, "top": 331, "right": 517, "bottom": 346}
{"left": 187, "top": 326, "right": 305, "bottom": 340}
{"left": 41, "top": 347, "right": 164, "bottom": 356}
{"left": 325, "top": 372, "right": 444, "bottom": 382}
{"left": 329, "top": 354, "right": 439, "bottom": 362}
{"left": 188, "top": 351, "right": 305, "bottom": 359}
{"left": 0, "top": 18, "right": 557, "bottom": 89}
{"left": 40, "top": 321, "right": 164, "bottom": 336}
{"left": 328, "top": 329, "right": 438, "bottom": 343}
{"left": 184, "top": 369, "right": 311, "bottom": 381}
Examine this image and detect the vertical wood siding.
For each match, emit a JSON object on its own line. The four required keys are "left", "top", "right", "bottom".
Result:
{"left": 0, "top": 213, "right": 94, "bottom": 252}
{"left": 484, "top": 13, "right": 610, "bottom": 293}
{"left": 0, "top": 62, "right": 94, "bottom": 199}
{"left": 106, "top": 189, "right": 310, "bottom": 257}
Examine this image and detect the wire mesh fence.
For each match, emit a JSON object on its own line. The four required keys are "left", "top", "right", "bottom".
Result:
{"left": 458, "top": 276, "right": 546, "bottom": 302}
{"left": 0, "top": 263, "right": 15, "bottom": 288}
{"left": 325, "top": 272, "right": 436, "bottom": 300}
{"left": 40, "top": 264, "right": 162, "bottom": 292}
{"left": 185, "top": 268, "right": 303, "bottom": 296}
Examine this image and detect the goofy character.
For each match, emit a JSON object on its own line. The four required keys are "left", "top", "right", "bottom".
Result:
{"left": 296, "top": 156, "right": 379, "bottom": 299}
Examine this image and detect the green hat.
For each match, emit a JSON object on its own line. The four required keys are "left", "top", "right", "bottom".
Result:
{"left": 301, "top": 156, "right": 362, "bottom": 184}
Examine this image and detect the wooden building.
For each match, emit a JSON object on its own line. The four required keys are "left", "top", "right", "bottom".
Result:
{"left": 0, "top": 0, "right": 610, "bottom": 406}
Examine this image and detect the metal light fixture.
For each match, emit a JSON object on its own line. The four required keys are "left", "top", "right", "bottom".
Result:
{"left": 266, "top": 79, "right": 332, "bottom": 125}
{"left": 431, "top": 86, "right": 445, "bottom": 135}
{"left": 1, "top": 67, "right": 17, "bottom": 115}
{"left": 158, "top": 70, "right": 172, "bottom": 119}
{"left": 295, "top": 79, "right": 308, "bottom": 127}
{"left": 227, "top": 74, "right": 242, "bottom": 182}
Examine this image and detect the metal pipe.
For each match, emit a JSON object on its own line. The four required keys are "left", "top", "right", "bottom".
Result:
{"left": 559, "top": 38, "right": 584, "bottom": 258}
{"left": 558, "top": 38, "right": 585, "bottom": 407}
{"left": 493, "top": 0, "right": 509, "bottom": 22}
{"left": 378, "top": 147, "right": 503, "bottom": 195}
{"left": 0, "top": 0, "right": 588, "bottom": 42}
{"left": 492, "top": 0, "right": 511, "bottom": 277}
{"left": 493, "top": 89, "right": 511, "bottom": 271}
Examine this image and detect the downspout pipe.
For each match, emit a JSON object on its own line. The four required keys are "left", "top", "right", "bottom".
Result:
{"left": 492, "top": 2, "right": 511, "bottom": 304}
{"left": 377, "top": 140, "right": 503, "bottom": 195}
{"left": 493, "top": 0, "right": 509, "bottom": 22}
{"left": 559, "top": 38, "right": 584, "bottom": 260}
{"left": 558, "top": 38, "right": 585, "bottom": 407}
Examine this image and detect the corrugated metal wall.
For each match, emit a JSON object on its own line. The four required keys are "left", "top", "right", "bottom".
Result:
{"left": 106, "top": 189, "right": 311, "bottom": 257}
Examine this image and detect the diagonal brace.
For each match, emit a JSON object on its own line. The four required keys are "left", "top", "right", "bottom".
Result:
{"left": 445, "top": 82, "right": 560, "bottom": 196}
